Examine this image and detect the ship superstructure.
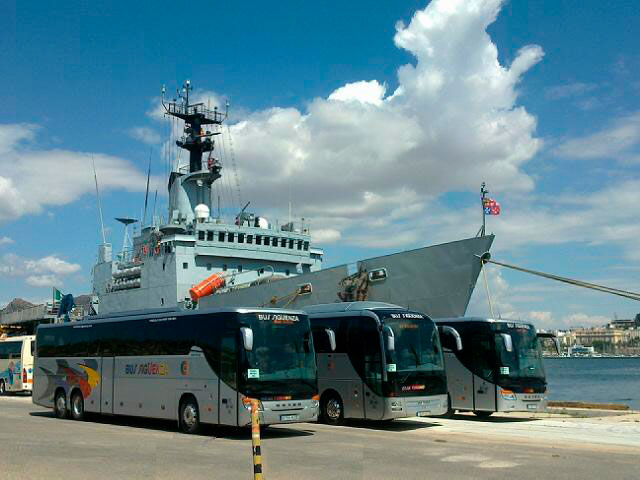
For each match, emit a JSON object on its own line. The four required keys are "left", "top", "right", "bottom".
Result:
{"left": 92, "top": 81, "right": 494, "bottom": 317}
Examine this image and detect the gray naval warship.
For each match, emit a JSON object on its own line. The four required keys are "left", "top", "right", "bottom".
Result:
{"left": 92, "top": 81, "right": 494, "bottom": 318}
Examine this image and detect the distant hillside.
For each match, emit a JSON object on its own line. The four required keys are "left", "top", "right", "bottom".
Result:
{"left": 0, "top": 298, "right": 36, "bottom": 314}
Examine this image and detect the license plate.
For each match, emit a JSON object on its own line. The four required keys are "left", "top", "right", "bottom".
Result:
{"left": 280, "top": 414, "right": 299, "bottom": 421}
{"left": 527, "top": 404, "right": 537, "bottom": 410}
{"left": 417, "top": 411, "right": 432, "bottom": 417}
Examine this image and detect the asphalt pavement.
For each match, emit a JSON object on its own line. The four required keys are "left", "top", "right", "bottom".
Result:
{"left": 1, "top": 395, "right": 638, "bottom": 479}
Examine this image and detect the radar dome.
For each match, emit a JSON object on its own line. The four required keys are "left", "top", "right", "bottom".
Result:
{"left": 256, "top": 217, "right": 269, "bottom": 229}
{"left": 194, "top": 204, "right": 210, "bottom": 222}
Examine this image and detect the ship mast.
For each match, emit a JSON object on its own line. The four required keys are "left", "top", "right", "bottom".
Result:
{"left": 162, "top": 80, "right": 228, "bottom": 174}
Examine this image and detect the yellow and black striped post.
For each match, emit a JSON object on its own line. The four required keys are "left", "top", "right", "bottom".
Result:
{"left": 251, "top": 398, "right": 263, "bottom": 480}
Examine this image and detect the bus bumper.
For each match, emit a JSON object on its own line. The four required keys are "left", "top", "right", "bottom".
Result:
{"left": 497, "top": 392, "right": 547, "bottom": 412}
{"left": 386, "top": 393, "right": 448, "bottom": 419}
{"left": 240, "top": 399, "right": 319, "bottom": 426}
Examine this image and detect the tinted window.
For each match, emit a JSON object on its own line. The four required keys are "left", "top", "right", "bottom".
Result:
{"left": 309, "top": 316, "right": 349, "bottom": 353}
{"left": 347, "top": 316, "right": 383, "bottom": 394}
{"left": 0, "top": 341, "right": 21, "bottom": 359}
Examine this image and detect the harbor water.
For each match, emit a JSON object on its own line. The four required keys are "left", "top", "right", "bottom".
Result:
{"left": 544, "top": 357, "right": 640, "bottom": 410}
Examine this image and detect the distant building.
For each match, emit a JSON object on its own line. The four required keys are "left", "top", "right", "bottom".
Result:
{"left": 572, "top": 327, "right": 629, "bottom": 346}
{"left": 609, "top": 318, "right": 638, "bottom": 329}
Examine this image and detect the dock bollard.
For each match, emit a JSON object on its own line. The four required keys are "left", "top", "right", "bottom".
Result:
{"left": 251, "top": 399, "right": 263, "bottom": 480}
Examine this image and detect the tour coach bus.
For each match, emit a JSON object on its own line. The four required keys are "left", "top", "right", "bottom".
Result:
{"left": 33, "top": 307, "right": 319, "bottom": 433}
{"left": 0, "top": 335, "right": 35, "bottom": 395}
{"left": 435, "top": 317, "right": 557, "bottom": 417}
{"left": 304, "top": 302, "right": 454, "bottom": 424}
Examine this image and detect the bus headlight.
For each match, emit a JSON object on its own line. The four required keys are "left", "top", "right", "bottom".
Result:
{"left": 311, "top": 394, "right": 319, "bottom": 408}
{"left": 500, "top": 389, "right": 517, "bottom": 401}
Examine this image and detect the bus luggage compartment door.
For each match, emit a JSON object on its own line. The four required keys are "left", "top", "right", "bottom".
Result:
{"left": 100, "top": 357, "right": 114, "bottom": 414}
{"left": 473, "top": 374, "right": 496, "bottom": 412}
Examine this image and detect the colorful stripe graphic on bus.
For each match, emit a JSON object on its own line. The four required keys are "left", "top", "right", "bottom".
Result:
{"left": 38, "top": 359, "right": 100, "bottom": 400}
{"left": 1, "top": 361, "right": 19, "bottom": 386}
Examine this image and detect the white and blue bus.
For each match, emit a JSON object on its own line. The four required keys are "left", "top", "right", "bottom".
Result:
{"left": 435, "top": 317, "right": 557, "bottom": 417}
{"left": 33, "top": 307, "right": 318, "bottom": 433}
{"left": 0, "top": 335, "right": 35, "bottom": 395}
{"left": 305, "top": 302, "right": 451, "bottom": 424}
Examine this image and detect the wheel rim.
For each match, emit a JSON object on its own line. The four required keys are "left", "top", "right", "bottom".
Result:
{"left": 72, "top": 395, "right": 83, "bottom": 416}
{"left": 326, "top": 398, "right": 341, "bottom": 421}
{"left": 56, "top": 394, "right": 66, "bottom": 413}
{"left": 0, "top": 381, "right": 5, "bottom": 394}
{"left": 183, "top": 404, "right": 197, "bottom": 428}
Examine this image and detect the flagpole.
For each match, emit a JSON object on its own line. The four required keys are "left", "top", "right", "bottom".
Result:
{"left": 480, "top": 182, "right": 488, "bottom": 236}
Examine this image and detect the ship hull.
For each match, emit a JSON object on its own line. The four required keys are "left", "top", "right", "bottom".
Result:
{"left": 199, "top": 235, "right": 494, "bottom": 317}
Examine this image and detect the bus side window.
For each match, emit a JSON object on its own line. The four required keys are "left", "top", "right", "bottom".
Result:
{"left": 347, "top": 317, "right": 383, "bottom": 394}
{"left": 220, "top": 331, "right": 237, "bottom": 389}
{"left": 470, "top": 334, "right": 494, "bottom": 381}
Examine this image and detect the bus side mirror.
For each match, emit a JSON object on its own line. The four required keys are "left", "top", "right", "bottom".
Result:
{"left": 537, "top": 332, "right": 561, "bottom": 355}
{"left": 501, "top": 333, "right": 513, "bottom": 352}
{"left": 325, "top": 328, "right": 336, "bottom": 352}
{"left": 384, "top": 325, "right": 395, "bottom": 351}
{"left": 439, "top": 326, "right": 462, "bottom": 351}
{"left": 240, "top": 327, "right": 253, "bottom": 351}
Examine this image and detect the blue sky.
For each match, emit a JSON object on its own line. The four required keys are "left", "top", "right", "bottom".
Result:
{"left": 1, "top": 0, "right": 639, "bottom": 329}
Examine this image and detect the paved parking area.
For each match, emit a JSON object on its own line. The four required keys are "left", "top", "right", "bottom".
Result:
{"left": 1, "top": 395, "right": 638, "bottom": 479}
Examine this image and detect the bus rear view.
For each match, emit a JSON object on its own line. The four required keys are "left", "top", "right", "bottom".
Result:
{"left": 436, "top": 317, "right": 552, "bottom": 416}
{"left": 0, "top": 335, "right": 35, "bottom": 395}
{"left": 306, "top": 302, "right": 448, "bottom": 424}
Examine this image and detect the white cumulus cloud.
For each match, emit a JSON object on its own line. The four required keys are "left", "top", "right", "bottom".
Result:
{"left": 128, "top": 126, "right": 162, "bottom": 145}
{"left": 0, "top": 236, "right": 13, "bottom": 246}
{"left": 0, "top": 124, "right": 164, "bottom": 224}
{"left": 0, "top": 253, "right": 81, "bottom": 288}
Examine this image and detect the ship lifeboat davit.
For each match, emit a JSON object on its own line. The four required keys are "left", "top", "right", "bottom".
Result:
{"left": 190, "top": 273, "right": 226, "bottom": 302}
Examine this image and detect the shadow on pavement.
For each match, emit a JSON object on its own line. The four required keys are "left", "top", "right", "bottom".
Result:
{"left": 212, "top": 424, "right": 315, "bottom": 441}
{"left": 338, "top": 418, "right": 440, "bottom": 432}
{"left": 28, "top": 410, "right": 314, "bottom": 439}
{"left": 451, "top": 413, "right": 540, "bottom": 423}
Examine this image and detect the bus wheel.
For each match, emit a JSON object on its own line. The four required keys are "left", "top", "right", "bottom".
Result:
{"left": 70, "top": 391, "right": 85, "bottom": 421}
{"left": 54, "top": 390, "right": 68, "bottom": 419}
{"left": 179, "top": 397, "right": 200, "bottom": 434}
{"left": 0, "top": 380, "right": 5, "bottom": 395}
{"left": 473, "top": 410, "right": 493, "bottom": 418}
{"left": 321, "top": 393, "right": 344, "bottom": 426}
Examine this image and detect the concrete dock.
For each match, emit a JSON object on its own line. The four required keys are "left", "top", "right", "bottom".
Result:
{"left": 1, "top": 395, "right": 638, "bottom": 479}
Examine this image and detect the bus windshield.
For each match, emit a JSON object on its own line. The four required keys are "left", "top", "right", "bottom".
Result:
{"left": 240, "top": 313, "right": 316, "bottom": 399}
{"left": 494, "top": 324, "right": 545, "bottom": 379}
{"left": 382, "top": 313, "right": 444, "bottom": 372}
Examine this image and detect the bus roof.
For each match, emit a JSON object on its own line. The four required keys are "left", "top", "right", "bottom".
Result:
{"left": 0, "top": 334, "right": 35, "bottom": 342}
{"left": 434, "top": 316, "right": 534, "bottom": 326}
{"left": 303, "top": 301, "right": 404, "bottom": 315}
{"left": 36, "top": 306, "right": 307, "bottom": 331}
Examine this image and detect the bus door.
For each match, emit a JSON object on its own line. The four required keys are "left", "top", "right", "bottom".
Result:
{"left": 218, "top": 330, "right": 238, "bottom": 426}
{"left": 470, "top": 334, "right": 496, "bottom": 411}
{"left": 100, "top": 357, "right": 115, "bottom": 414}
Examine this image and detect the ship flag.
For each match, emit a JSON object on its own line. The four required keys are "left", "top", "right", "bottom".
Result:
{"left": 483, "top": 197, "right": 501, "bottom": 215}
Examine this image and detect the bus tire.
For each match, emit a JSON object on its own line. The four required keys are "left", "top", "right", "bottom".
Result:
{"left": 321, "top": 392, "right": 344, "bottom": 426}
{"left": 179, "top": 396, "right": 200, "bottom": 434}
{"left": 0, "top": 379, "right": 5, "bottom": 395}
{"left": 54, "top": 390, "right": 68, "bottom": 419}
{"left": 473, "top": 410, "right": 492, "bottom": 418}
{"left": 70, "top": 390, "right": 85, "bottom": 421}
